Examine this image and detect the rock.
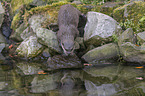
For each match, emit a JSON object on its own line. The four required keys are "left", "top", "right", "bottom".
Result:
{"left": 113, "top": 1, "right": 145, "bottom": 33}
{"left": 16, "top": 62, "right": 43, "bottom": 75}
{"left": 75, "top": 37, "right": 85, "bottom": 49}
{"left": 29, "top": 0, "right": 48, "bottom": 6}
{"left": 29, "top": 15, "right": 61, "bottom": 53}
{"left": 36, "top": 28, "right": 61, "bottom": 53}
{"left": 10, "top": 23, "right": 27, "bottom": 41}
{"left": 72, "top": 1, "right": 82, "bottom": 5}
{"left": 11, "top": 0, "right": 49, "bottom": 13}
{"left": 137, "top": 31, "right": 145, "bottom": 45}
{"left": 42, "top": 48, "right": 51, "bottom": 58}
{"left": 2, "top": 23, "right": 12, "bottom": 39}
{"left": 117, "top": 28, "right": 145, "bottom": 63}
{"left": 46, "top": 54, "right": 82, "bottom": 71}
{"left": 100, "top": 2, "right": 124, "bottom": 16}
{"left": 0, "top": 53, "right": 5, "bottom": 63}
{"left": 0, "top": 2, "right": 5, "bottom": 28}
{"left": 0, "top": 32, "right": 6, "bottom": 43}
{"left": 0, "top": 43, "right": 6, "bottom": 53}
{"left": 118, "top": 28, "right": 135, "bottom": 46}
{"left": 82, "top": 43, "right": 119, "bottom": 63}
{"left": 16, "top": 36, "right": 44, "bottom": 58}
{"left": 21, "top": 27, "right": 35, "bottom": 40}
{"left": 84, "top": 12, "right": 122, "bottom": 47}
{"left": 28, "top": 15, "right": 46, "bottom": 32}
{"left": 131, "top": 0, "right": 144, "bottom": 2}
{"left": 120, "top": 42, "right": 145, "bottom": 63}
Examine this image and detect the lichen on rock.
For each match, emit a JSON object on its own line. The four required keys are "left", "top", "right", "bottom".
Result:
{"left": 16, "top": 36, "right": 44, "bottom": 58}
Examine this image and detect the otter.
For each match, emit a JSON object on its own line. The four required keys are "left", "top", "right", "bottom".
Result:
{"left": 57, "top": 4, "right": 82, "bottom": 56}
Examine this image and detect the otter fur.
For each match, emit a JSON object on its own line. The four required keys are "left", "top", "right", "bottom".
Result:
{"left": 57, "top": 4, "right": 82, "bottom": 56}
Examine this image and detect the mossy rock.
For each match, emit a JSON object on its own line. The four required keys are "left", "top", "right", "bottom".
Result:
{"left": 11, "top": 1, "right": 92, "bottom": 30}
{"left": 11, "top": 0, "right": 54, "bottom": 13}
{"left": 11, "top": 0, "right": 33, "bottom": 12}
{"left": 113, "top": 1, "right": 145, "bottom": 33}
{"left": 11, "top": 1, "right": 123, "bottom": 31}
{"left": 93, "top": 2, "right": 124, "bottom": 16}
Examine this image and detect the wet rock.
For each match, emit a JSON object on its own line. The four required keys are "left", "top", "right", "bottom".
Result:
{"left": 0, "top": 2, "right": 5, "bottom": 28}
{"left": 137, "top": 31, "right": 145, "bottom": 45}
{"left": 0, "top": 53, "right": 5, "bottom": 63}
{"left": 118, "top": 28, "right": 135, "bottom": 46}
{"left": 29, "top": 15, "right": 61, "bottom": 54}
{"left": 46, "top": 54, "right": 82, "bottom": 71}
{"left": 84, "top": 12, "right": 122, "bottom": 47}
{"left": 120, "top": 42, "right": 145, "bottom": 63}
{"left": 16, "top": 36, "right": 44, "bottom": 58}
{"left": 82, "top": 43, "right": 119, "bottom": 63}
{"left": 16, "top": 62, "right": 43, "bottom": 75}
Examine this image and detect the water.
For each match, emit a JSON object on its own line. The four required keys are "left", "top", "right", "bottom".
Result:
{"left": 0, "top": 61, "right": 145, "bottom": 96}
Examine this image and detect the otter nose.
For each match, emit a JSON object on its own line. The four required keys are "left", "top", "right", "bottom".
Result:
{"left": 65, "top": 45, "right": 73, "bottom": 51}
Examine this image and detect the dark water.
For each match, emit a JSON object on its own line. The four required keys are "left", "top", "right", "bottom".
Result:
{"left": 0, "top": 61, "right": 145, "bottom": 96}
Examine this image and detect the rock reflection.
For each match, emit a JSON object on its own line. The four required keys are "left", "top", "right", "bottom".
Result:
{"left": 0, "top": 62, "right": 145, "bottom": 96}
{"left": 84, "top": 64, "right": 145, "bottom": 96}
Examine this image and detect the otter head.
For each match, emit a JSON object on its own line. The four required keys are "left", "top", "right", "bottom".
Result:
{"left": 61, "top": 35, "right": 75, "bottom": 56}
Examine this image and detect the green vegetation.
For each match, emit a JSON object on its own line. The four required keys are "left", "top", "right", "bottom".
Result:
{"left": 11, "top": 0, "right": 144, "bottom": 33}
{"left": 11, "top": 1, "right": 91, "bottom": 30}
{"left": 11, "top": 12, "right": 21, "bottom": 30}
{"left": 112, "top": 34, "right": 118, "bottom": 43}
{"left": 113, "top": 1, "right": 145, "bottom": 33}
{"left": 11, "top": 0, "right": 33, "bottom": 12}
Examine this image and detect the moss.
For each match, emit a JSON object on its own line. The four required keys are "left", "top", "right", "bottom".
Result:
{"left": 11, "top": 0, "right": 33, "bottom": 12}
{"left": 139, "top": 16, "right": 145, "bottom": 31}
{"left": 97, "top": 2, "right": 124, "bottom": 16}
{"left": 113, "top": 1, "right": 145, "bottom": 33}
{"left": 13, "top": 1, "right": 116, "bottom": 30}
{"left": 112, "top": 34, "right": 118, "bottom": 43}
{"left": 11, "top": 12, "right": 21, "bottom": 30}
{"left": 23, "top": 1, "right": 93, "bottom": 27}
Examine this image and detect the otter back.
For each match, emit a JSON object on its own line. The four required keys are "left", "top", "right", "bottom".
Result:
{"left": 57, "top": 4, "right": 81, "bottom": 55}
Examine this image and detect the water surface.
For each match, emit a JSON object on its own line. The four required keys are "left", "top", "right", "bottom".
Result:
{"left": 0, "top": 62, "right": 145, "bottom": 96}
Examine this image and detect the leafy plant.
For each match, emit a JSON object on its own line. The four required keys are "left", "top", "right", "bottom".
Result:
{"left": 112, "top": 34, "right": 118, "bottom": 43}
{"left": 119, "top": 19, "right": 141, "bottom": 33}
